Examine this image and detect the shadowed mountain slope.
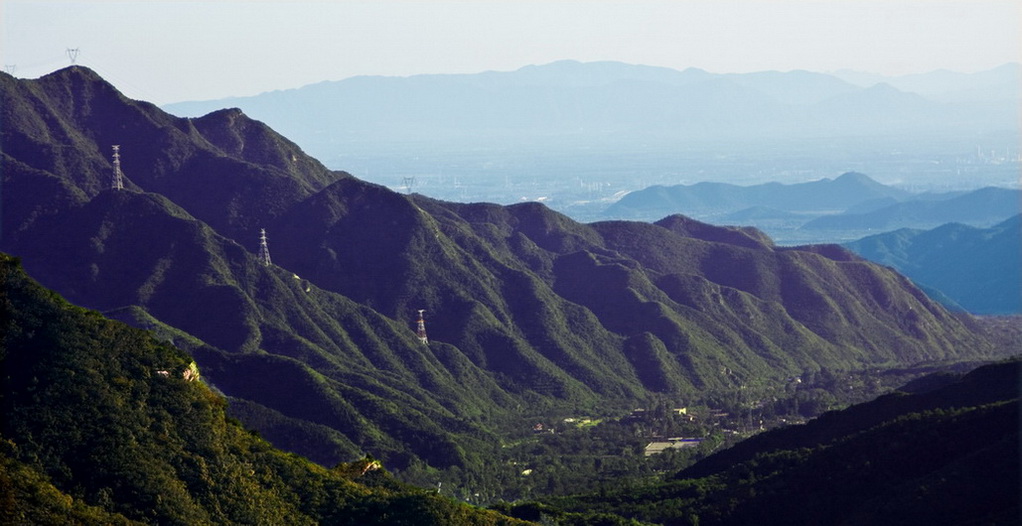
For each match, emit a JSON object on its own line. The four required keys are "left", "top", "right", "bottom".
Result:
{"left": 0, "top": 67, "right": 999, "bottom": 474}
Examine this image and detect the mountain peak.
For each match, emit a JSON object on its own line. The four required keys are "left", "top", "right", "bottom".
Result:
{"left": 42, "top": 65, "right": 105, "bottom": 82}
{"left": 833, "top": 171, "right": 880, "bottom": 186}
{"left": 37, "top": 65, "right": 131, "bottom": 104}
{"left": 504, "top": 59, "right": 698, "bottom": 88}
{"left": 655, "top": 214, "right": 773, "bottom": 249}
{"left": 867, "top": 81, "right": 901, "bottom": 93}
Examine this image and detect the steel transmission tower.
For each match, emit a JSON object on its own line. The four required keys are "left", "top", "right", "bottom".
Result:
{"left": 416, "top": 309, "right": 429, "bottom": 345}
{"left": 111, "top": 145, "right": 124, "bottom": 190}
{"left": 401, "top": 176, "right": 416, "bottom": 194}
{"left": 258, "top": 229, "right": 272, "bottom": 266}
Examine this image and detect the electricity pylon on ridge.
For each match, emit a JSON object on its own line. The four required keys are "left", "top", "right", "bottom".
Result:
{"left": 258, "top": 229, "right": 272, "bottom": 266}
{"left": 401, "top": 176, "right": 416, "bottom": 194}
{"left": 416, "top": 309, "right": 429, "bottom": 345}
{"left": 111, "top": 145, "right": 124, "bottom": 190}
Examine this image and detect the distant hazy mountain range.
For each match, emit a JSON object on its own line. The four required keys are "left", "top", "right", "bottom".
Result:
{"left": 846, "top": 215, "right": 1022, "bottom": 315}
{"left": 832, "top": 65, "right": 1022, "bottom": 103}
{"left": 801, "top": 186, "right": 1021, "bottom": 231}
{"left": 606, "top": 171, "right": 909, "bottom": 218}
{"left": 603, "top": 172, "right": 1020, "bottom": 244}
{"left": 609, "top": 174, "right": 1022, "bottom": 314}
{"left": 163, "top": 60, "right": 1020, "bottom": 159}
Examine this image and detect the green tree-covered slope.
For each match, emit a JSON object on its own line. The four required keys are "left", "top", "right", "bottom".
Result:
{"left": 0, "top": 253, "right": 523, "bottom": 525}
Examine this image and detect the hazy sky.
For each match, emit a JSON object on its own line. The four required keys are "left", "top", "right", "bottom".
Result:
{"left": 3, "top": 1, "right": 1019, "bottom": 104}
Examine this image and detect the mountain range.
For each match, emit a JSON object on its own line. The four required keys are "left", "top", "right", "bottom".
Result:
{"left": 0, "top": 66, "right": 1008, "bottom": 497}
{"left": 602, "top": 172, "right": 1021, "bottom": 246}
{"left": 162, "top": 60, "right": 1021, "bottom": 161}
{"left": 846, "top": 215, "right": 1022, "bottom": 315}
{"left": 604, "top": 171, "right": 911, "bottom": 218}
{"left": 832, "top": 63, "right": 1021, "bottom": 103}
{"left": 800, "top": 186, "right": 1021, "bottom": 231}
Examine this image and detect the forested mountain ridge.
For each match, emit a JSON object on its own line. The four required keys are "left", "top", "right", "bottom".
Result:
{"left": 3, "top": 67, "right": 518, "bottom": 470}
{"left": 0, "top": 253, "right": 524, "bottom": 525}
{"left": 1, "top": 66, "right": 342, "bottom": 241}
{"left": 0, "top": 67, "right": 1001, "bottom": 484}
